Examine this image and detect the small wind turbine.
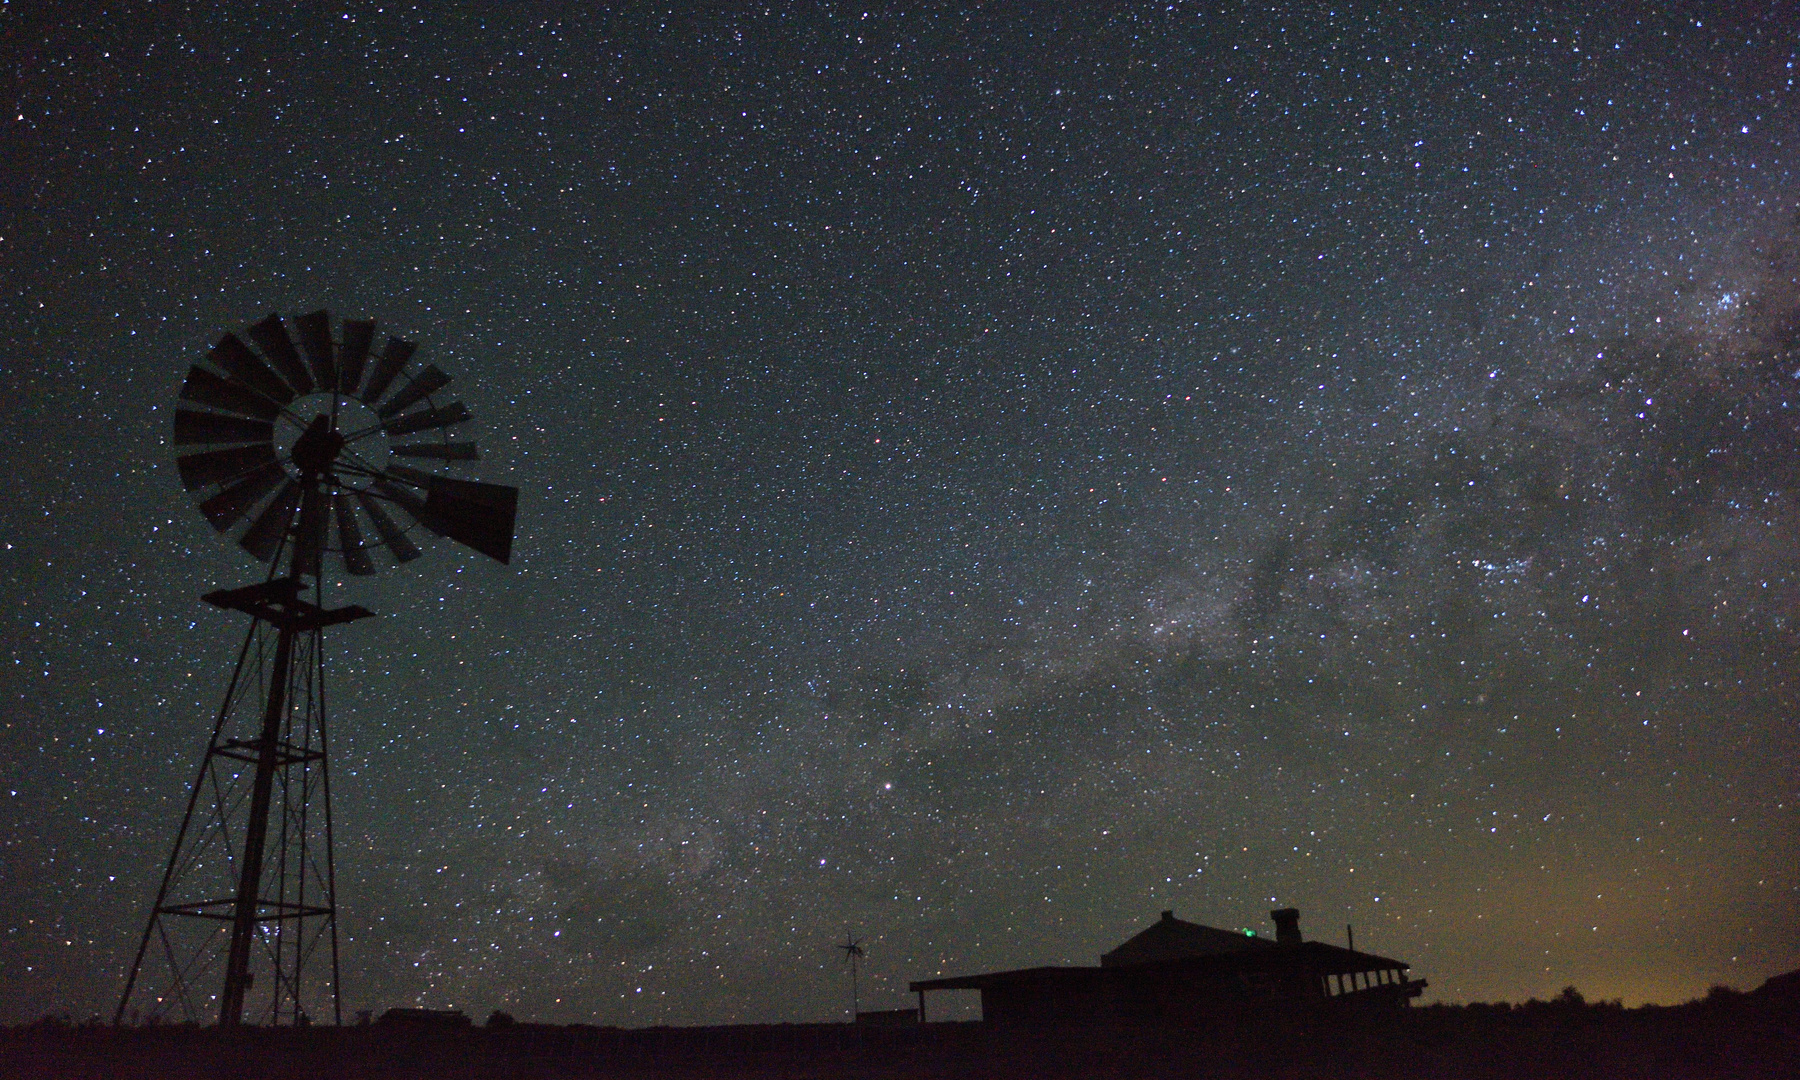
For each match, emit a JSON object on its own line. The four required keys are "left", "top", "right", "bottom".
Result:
{"left": 837, "top": 934, "right": 865, "bottom": 1020}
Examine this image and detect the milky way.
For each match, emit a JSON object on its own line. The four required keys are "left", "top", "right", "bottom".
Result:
{"left": 2, "top": 6, "right": 1797, "bottom": 1025}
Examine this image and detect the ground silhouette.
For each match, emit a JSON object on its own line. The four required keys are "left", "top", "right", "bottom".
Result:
{"left": 6, "top": 984, "right": 1796, "bottom": 1079}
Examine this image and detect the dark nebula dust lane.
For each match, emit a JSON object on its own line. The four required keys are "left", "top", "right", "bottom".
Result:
{"left": 1, "top": 5, "right": 1797, "bottom": 1026}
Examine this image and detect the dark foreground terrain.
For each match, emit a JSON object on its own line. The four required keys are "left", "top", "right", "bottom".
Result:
{"left": 5, "top": 993, "right": 1796, "bottom": 1079}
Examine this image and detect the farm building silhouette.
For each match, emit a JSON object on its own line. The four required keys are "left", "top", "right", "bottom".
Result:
{"left": 911, "top": 908, "right": 1425, "bottom": 1025}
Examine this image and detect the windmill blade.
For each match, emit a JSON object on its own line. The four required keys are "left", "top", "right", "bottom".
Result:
{"left": 418, "top": 476, "right": 518, "bottom": 564}
{"left": 359, "top": 337, "right": 416, "bottom": 405}
{"left": 391, "top": 441, "right": 479, "bottom": 461}
{"left": 356, "top": 490, "right": 420, "bottom": 563}
{"left": 337, "top": 319, "right": 375, "bottom": 398}
{"left": 376, "top": 364, "right": 451, "bottom": 418}
{"left": 247, "top": 313, "right": 314, "bottom": 396}
{"left": 333, "top": 494, "right": 375, "bottom": 576}
{"left": 173, "top": 409, "right": 274, "bottom": 446}
{"left": 383, "top": 401, "right": 471, "bottom": 437}
{"left": 180, "top": 366, "right": 281, "bottom": 421}
{"left": 373, "top": 476, "right": 427, "bottom": 515}
{"left": 383, "top": 464, "right": 434, "bottom": 489}
{"left": 294, "top": 484, "right": 327, "bottom": 578}
{"left": 239, "top": 480, "right": 301, "bottom": 562}
{"left": 177, "top": 443, "right": 279, "bottom": 491}
{"left": 197, "top": 463, "right": 285, "bottom": 532}
{"left": 208, "top": 333, "right": 296, "bottom": 404}
{"left": 295, "top": 309, "right": 337, "bottom": 392}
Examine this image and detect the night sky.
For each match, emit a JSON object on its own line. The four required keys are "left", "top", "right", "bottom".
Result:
{"left": 4, "top": 4, "right": 1798, "bottom": 1027}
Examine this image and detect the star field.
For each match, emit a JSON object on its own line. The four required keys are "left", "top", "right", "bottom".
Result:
{"left": 2, "top": 4, "right": 1797, "bottom": 1026}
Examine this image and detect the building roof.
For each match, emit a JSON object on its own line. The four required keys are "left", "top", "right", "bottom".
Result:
{"left": 911, "top": 941, "right": 1413, "bottom": 993}
{"left": 1100, "top": 910, "right": 1273, "bottom": 967}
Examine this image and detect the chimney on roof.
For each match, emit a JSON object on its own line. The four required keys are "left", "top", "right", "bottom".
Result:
{"left": 1270, "top": 908, "right": 1301, "bottom": 946}
{"left": 1161, "top": 910, "right": 1174, "bottom": 922}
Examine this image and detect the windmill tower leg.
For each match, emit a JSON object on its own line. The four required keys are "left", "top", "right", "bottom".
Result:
{"left": 115, "top": 622, "right": 261, "bottom": 1026}
{"left": 218, "top": 619, "right": 296, "bottom": 1027}
{"left": 318, "top": 690, "right": 344, "bottom": 1027}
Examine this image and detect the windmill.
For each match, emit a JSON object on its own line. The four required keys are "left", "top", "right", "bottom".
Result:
{"left": 837, "top": 934, "right": 866, "bottom": 1021}
{"left": 115, "top": 310, "right": 518, "bottom": 1028}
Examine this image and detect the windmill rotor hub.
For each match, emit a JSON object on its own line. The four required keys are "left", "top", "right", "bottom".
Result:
{"left": 273, "top": 391, "right": 388, "bottom": 492}
{"left": 290, "top": 414, "right": 346, "bottom": 476}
